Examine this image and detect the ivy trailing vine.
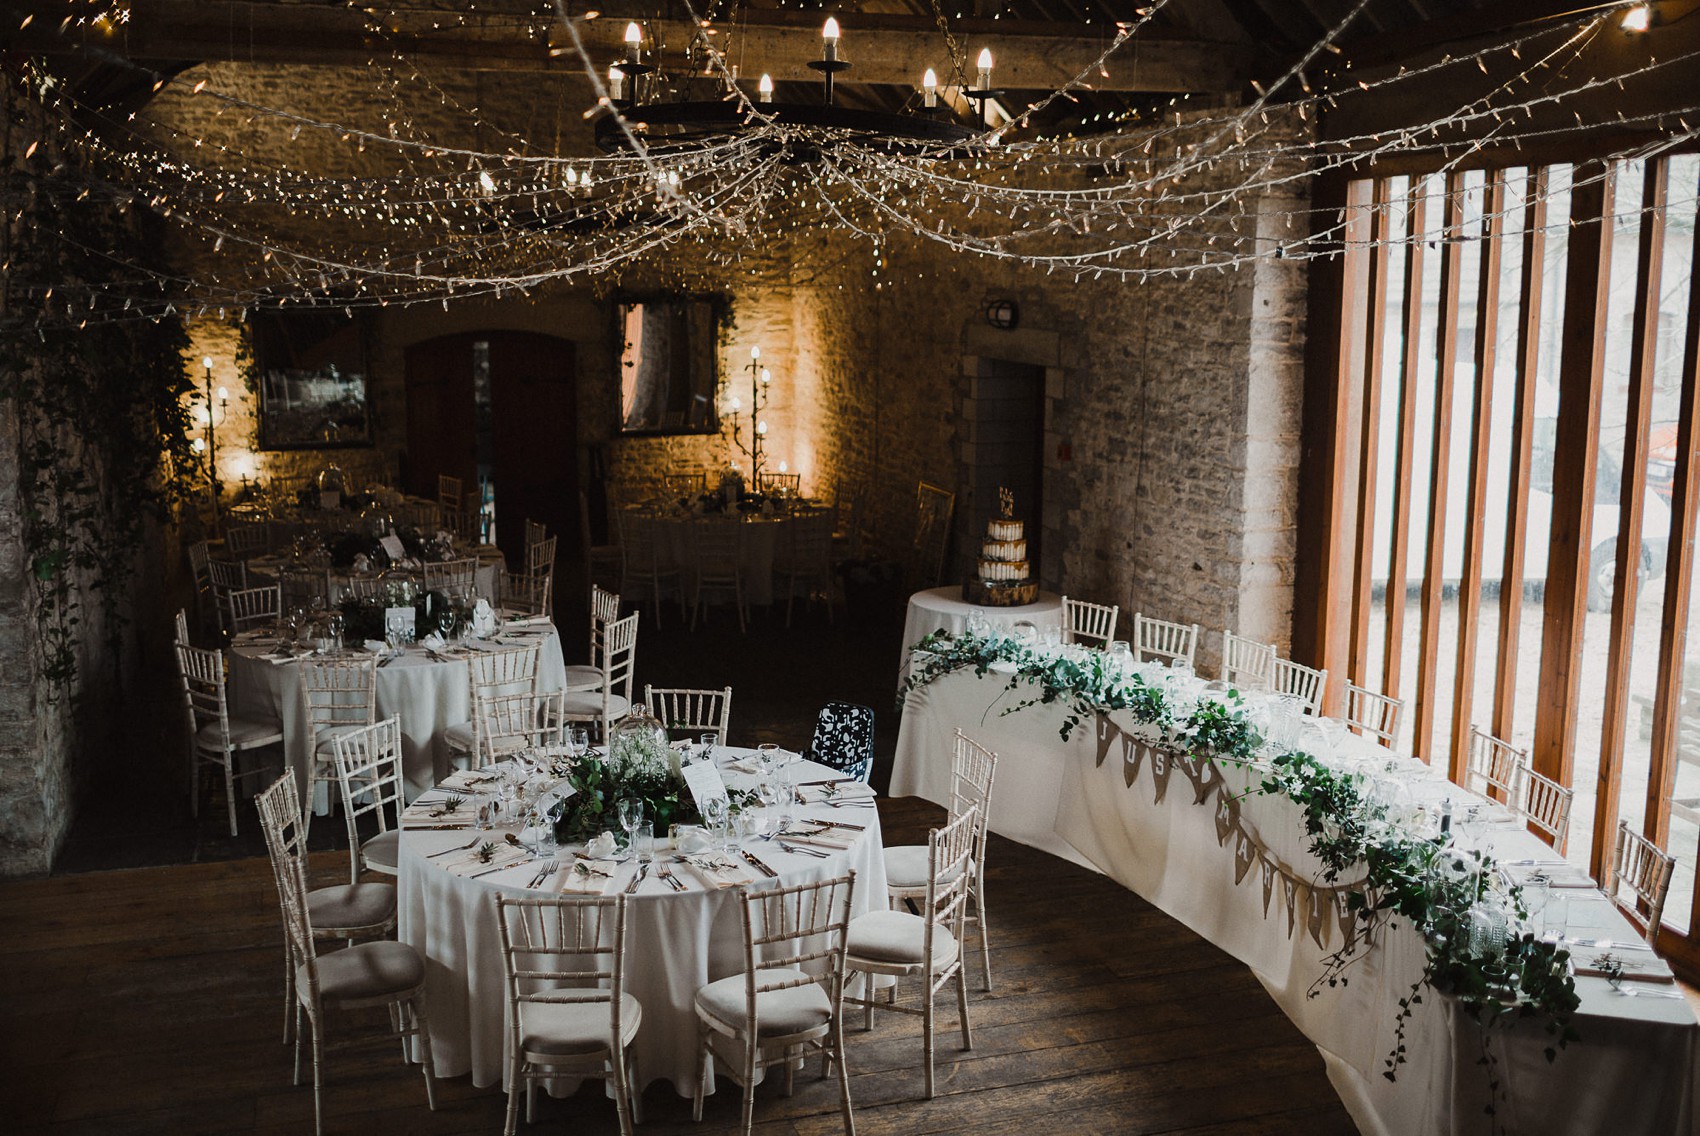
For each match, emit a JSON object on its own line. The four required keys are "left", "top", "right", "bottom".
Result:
{"left": 2, "top": 77, "right": 200, "bottom": 691}
{"left": 902, "top": 631, "right": 1580, "bottom": 1105}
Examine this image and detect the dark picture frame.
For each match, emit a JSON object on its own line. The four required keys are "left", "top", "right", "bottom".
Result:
{"left": 250, "top": 307, "right": 374, "bottom": 450}
{"left": 615, "top": 293, "right": 724, "bottom": 435}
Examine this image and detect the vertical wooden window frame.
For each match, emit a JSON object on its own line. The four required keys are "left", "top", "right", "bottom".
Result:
{"left": 1592, "top": 158, "right": 1669, "bottom": 881}
{"left": 1382, "top": 177, "right": 1431, "bottom": 709}
{"left": 1532, "top": 161, "right": 1615, "bottom": 790}
{"left": 1493, "top": 169, "right": 1549, "bottom": 742}
{"left": 1414, "top": 173, "right": 1466, "bottom": 766}
{"left": 1447, "top": 172, "right": 1507, "bottom": 781}
{"left": 1349, "top": 181, "right": 1392, "bottom": 691}
{"left": 1649, "top": 165, "right": 1700, "bottom": 942}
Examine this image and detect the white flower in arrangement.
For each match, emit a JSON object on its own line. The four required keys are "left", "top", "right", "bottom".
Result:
{"left": 607, "top": 727, "right": 673, "bottom": 781}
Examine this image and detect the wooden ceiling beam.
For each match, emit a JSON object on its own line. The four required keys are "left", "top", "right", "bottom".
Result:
{"left": 14, "top": 0, "right": 1256, "bottom": 94}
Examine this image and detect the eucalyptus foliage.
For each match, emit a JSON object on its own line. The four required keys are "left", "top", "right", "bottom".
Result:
{"left": 902, "top": 632, "right": 1580, "bottom": 1082}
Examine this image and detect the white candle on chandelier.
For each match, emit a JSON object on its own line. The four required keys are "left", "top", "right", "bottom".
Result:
{"left": 216, "top": 387, "right": 228, "bottom": 404}
{"left": 923, "top": 68, "right": 937, "bottom": 108}
{"left": 758, "top": 73, "right": 773, "bottom": 103}
{"left": 822, "top": 17, "right": 840, "bottom": 63}
{"left": 729, "top": 395, "right": 742, "bottom": 413}
{"left": 201, "top": 355, "right": 213, "bottom": 372}
{"left": 778, "top": 460, "right": 789, "bottom": 473}
{"left": 608, "top": 64, "right": 624, "bottom": 101}
{"left": 756, "top": 419, "right": 768, "bottom": 437}
{"left": 750, "top": 344, "right": 761, "bottom": 361}
{"left": 760, "top": 367, "right": 771, "bottom": 388}
{"left": 623, "top": 21, "right": 641, "bottom": 64}
{"left": 976, "top": 48, "right": 993, "bottom": 91}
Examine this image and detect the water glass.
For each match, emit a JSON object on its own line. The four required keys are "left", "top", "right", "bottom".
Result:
{"left": 569, "top": 727, "right": 590, "bottom": 759}
{"left": 1109, "top": 641, "right": 1134, "bottom": 671}
{"left": 698, "top": 731, "right": 717, "bottom": 765}
{"left": 634, "top": 822, "right": 655, "bottom": 865}
{"left": 1542, "top": 893, "right": 1569, "bottom": 941}
{"left": 1171, "top": 656, "right": 1195, "bottom": 682}
{"left": 756, "top": 742, "right": 780, "bottom": 775}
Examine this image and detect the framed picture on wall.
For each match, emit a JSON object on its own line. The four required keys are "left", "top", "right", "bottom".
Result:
{"left": 615, "top": 294, "right": 725, "bottom": 435}
{"left": 250, "top": 307, "right": 374, "bottom": 449}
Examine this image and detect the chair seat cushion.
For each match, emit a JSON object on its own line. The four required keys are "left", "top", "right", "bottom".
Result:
{"left": 197, "top": 715, "right": 284, "bottom": 749}
{"left": 441, "top": 720, "right": 475, "bottom": 752}
{"left": 362, "top": 829, "right": 400, "bottom": 873}
{"left": 695, "top": 968, "right": 833, "bottom": 1038}
{"left": 308, "top": 881, "right": 396, "bottom": 932}
{"left": 883, "top": 846, "right": 966, "bottom": 892}
{"left": 520, "top": 994, "right": 643, "bottom": 1056}
{"left": 304, "top": 939, "right": 423, "bottom": 1002}
{"left": 561, "top": 692, "right": 631, "bottom": 720}
{"left": 846, "top": 910, "right": 958, "bottom": 968}
{"left": 562, "top": 665, "right": 605, "bottom": 693}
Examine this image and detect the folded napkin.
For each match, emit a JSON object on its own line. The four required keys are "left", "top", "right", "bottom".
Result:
{"left": 442, "top": 843, "right": 529, "bottom": 876}
{"left": 259, "top": 648, "right": 315, "bottom": 665}
{"left": 502, "top": 614, "right": 552, "bottom": 629}
{"left": 799, "top": 782, "right": 876, "bottom": 805}
{"left": 1573, "top": 955, "right": 1676, "bottom": 984}
{"left": 778, "top": 828, "right": 855, "bottom": 850}
{"left": 557, "top": 859, "right": 622, "bottom": 895}
{"left": 724, "top": 757, "right": 762, "bottom": 775}
{"left": 683, "top": 854, "right": 752, "bottom": 889}
{"left": 440, "top": 769, "right": 499, "bottom": 791}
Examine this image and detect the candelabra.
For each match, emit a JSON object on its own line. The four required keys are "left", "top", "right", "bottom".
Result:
{"left": 190, "top": 356, "right": 230, "bottom": 526}
{"left": 723, "top": 345, "right": 771, "bottom": 489}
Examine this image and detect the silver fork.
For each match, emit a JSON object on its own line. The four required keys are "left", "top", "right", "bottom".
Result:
{"left": 528, "top": 858, "right": 560, "bottom": 888}
{"left": 427, "top": 836, "right": 480, "bottom": 858}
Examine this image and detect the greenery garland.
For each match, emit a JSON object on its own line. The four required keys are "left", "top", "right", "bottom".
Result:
{"left": 901, "top": 631, "right": 1579, "bottom": 1091}
{"left": 2, "top": 88, "right": 200, "bottom": 691}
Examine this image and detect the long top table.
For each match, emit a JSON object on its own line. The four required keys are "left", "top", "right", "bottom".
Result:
{"left": 398, "top": 751, "right": 889, "bottom": 1096}
{"left": 894, "top": 662, "right": 1699, "bottom": 1136}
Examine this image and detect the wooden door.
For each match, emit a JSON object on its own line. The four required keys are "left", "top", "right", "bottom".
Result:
{"left": 403, "top": 334, "right": 479, "bottom": 503}
{"left": 488, "top": 332, "right": 577, "bottom": 580}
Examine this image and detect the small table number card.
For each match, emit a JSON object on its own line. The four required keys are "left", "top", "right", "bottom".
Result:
{"left": 682, "top": 761, "right": 730, "bottom": 815}
{"left": 380, "top": 534, "right": 408, "bottom": 562}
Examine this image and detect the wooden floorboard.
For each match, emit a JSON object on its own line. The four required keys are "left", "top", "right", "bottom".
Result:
{"left": 1, "top": 795, "right": 1358, "bottom": 1135}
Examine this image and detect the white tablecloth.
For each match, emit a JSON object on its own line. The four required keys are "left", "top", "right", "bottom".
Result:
{"left": 227, "top": 628, "right": 567, "bottom": 809}
{"left": 651, "top": 514, "right": 800, "bottom": 607}
{"left": 893, "top": 666, "right": 1700, "bottom": 1136}
{"left": 397, "top": 752, "right": 889, "bottom": 1096}
{"left": 245, "top": 550, "right": 503, "bottom": 605}
{"left": 899, "top": 586, "right": 1064, "bottom": 683}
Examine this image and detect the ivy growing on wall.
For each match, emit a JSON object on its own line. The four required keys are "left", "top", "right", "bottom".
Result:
{"left": 2, "top": 80, "right": 200, "bottom": 692}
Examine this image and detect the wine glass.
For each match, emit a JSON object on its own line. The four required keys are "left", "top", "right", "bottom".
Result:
{"left": 702, "top": 795, "right": 731, "bottom": 853}
{"left": 698, "top": 731, "right": 717, "bottom": 766}
{"left": 616, "top": 797, "right": 645, "bottom": 860}
{"left": 569, "top": 727, "right": 590, "bottom": 760}
{"left": 756, "top": 742, "right": 780, "bottom": 777}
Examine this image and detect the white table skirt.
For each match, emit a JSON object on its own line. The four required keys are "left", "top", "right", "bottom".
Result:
{"left": 899, "top": 587, "right": 1064, "bottom": 684}
{"left": 397, "top": 753, "right": 889, "bottom": 1096}
{"left": 893, "top": 667, "right": 1700, "bottom": 1136}
{"left": 228, "top": 629, "right": 567, "bottom": 809}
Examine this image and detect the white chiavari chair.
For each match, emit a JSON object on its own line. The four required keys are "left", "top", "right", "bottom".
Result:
{"left": 1344, "top": 682, "right": 1405, "bottom": 748}
{"left": 1516, "top": 767, "right": 1575, "bottom": 855}
{"left": 525, "top": 533, "right": 558, "bottom": 580}
{"left": 206, "top": 556, "right": 249, "bottom": 636}
{"left": 617, "top": 510, "right": 685, "bottom": 628}
{"left": 692, "top": 873, "right": 857, "bottom": 1136}
{"left": 774, "top": 510, "right": 835, "bottom": 626}
{"left": 1060, "top": 596, "right": 1119, "bottom": 649}
{"left": 175, "top": 642, "right": 283, "bottom": 836}
{"left": 580, "top": 489, "right": 622, "bottom": 592}
{"left": 1465, "top": 726, "right": 1528, "bottom": 804}
{"left": 331, "top": 717, "right": 406, "bottom": 882}
{"left": 299, "top": 656, "right": 379, "bottom": 806}
{"left": 1221, "top": 630, "right": 1276, "bottom": 691}
{"left": 224, "top": 516, "right": 271, "bottom": 558}
{"left": 1131, "top": 613, "right": 1199, "bottom": 667}
{"left": 913, "top": 481, "right": 955, "bottom": 589}
{"left": 1607, "top": 820, "right": 1677, "bottom": 947}
{"left": 422, "top": 557, "right": 479, "bottom": 594}
{"left": 257, "top": 775, "right": 432, "bottom": 1136}
{"left": 396, "top": 500, "right": 442, "bottom": 531}
{"left": 1272, "top": 656, "right": 1328, "bottom": 716}
{"left": 688, "top": 522, "right": 747, "bottom": 633}
{"left": 757, "top": 470, "right": 801, "bottom": 496}
{"left": 226, "top": 584, "right": 283, "bottom": 636}
{"left": 187, "top": 539, "right": 215, "bottom": 637}
{"left": 343, "top": 575, "right": 386, "bottom": 601}
{"left": 884, "top": 730, "right": 998, "bottom": 991}
{"left": 476, "top": 690, "right": 566, "bottom": 766}
{"left": 497, "top": 894, "right": 643, "bottom": 1136}
{"left": 565, "top": 584, "right": 622, "bottom": 694}
{"left": 644, "top": 685, "right": 733, "bottom": 744}
{"left": 173, "top": 606, "right": 192, "bottom": 646}
{"left": 562, "top": 611, "right": 638, "bottom": 743}
{"left": 437, "top": 473, "right": 463, "bottom": 513}
{"left": 279, "top": 567, "right": 334, "bottom": 615}
{"left": 844, "top": 807, "right": 976, "bottom": 1099}
{"left": 442, "top": 642, "right": 542, "bottom": 764}
{"left": 499, "top": 569, "right": 553, "bottom": 617}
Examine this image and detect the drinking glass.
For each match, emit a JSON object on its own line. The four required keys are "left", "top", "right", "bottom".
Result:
{"left": 616, "top": 797, "right": 645, "bottom": 859}
{"left": 634, "top": 822, "right": 655, "bottom": 865}
{"left": 756, "top": 742, "right": 780, "bottom": 776}
{"left": 1170, "top": 656, "right": 1195, "bottom": 682}
{"left": 1521, "top": 874, "right": 1551, "bottom": 935}
{"left": 569, "top": 727, "right": 590, "bottom": 759}
{"left": 698, "top": 731, "right": 717, "bottom": 765}
{"left": 703, "top": 796, "right": 731, "bottom": 853}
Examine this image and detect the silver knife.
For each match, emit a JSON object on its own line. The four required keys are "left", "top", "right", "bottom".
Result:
{"left": 625, "top": 863, "right": 650, "bottom": 893}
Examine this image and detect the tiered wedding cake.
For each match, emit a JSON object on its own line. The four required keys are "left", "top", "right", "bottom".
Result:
{"left": 964, "top": 488, "right": 1039, "bottom": 606}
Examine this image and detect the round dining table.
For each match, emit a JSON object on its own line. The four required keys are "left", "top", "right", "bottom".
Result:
{"left": 226, "top": 624, "right": 567, "bottom": 809}
{"left": 645, "top": 507, "right": 830, "bottom": 608}
{"left": 243, "top": 546, "right": 505, "bottom": 605}
{"left": 396, "top": 749, "right": 889, "bottom": 1096}
{"left": 899, "top": 585, "right": 1064, "bottom": 682}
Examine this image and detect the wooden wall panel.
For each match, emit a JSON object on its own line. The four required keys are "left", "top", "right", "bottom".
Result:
{"left": 1382, "top": 179, "right": 1430, "bottom": 710}
{"left": 1349, "top": 181, "right": 1392, "bottom": 690}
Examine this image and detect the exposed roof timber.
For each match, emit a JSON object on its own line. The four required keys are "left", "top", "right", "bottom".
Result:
{"left": 14, "top": 0, "right": 1258, "bottom": 95}
{"left": 1160, "top": 0, "right": 1258, "bottom": 45}
{"left": 1331, "top": 0, "right": 1619, "bottom": 68}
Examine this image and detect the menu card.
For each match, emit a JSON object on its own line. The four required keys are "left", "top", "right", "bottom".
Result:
{"left": 682, "top": 761, "right": 729, "bottom": 814}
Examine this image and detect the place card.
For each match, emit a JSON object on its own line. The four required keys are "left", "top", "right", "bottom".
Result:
{"left": 380, "top": 534, "right": 407, "bottom": 561}
{"left": 682, "top": 760, "right": 729, "bottom": 814}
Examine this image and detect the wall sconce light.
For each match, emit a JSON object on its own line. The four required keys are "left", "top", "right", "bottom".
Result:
{"left": 985, "top": 299, "right": 1019, "bottom": 330}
